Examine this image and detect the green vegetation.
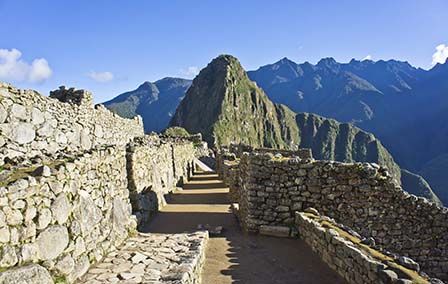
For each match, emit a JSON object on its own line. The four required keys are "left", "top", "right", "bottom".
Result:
{"left": 0, "top": 160, "right": 66, "bottom": 187}
{"left": 400, "top": 169, "right": 442, "bottom": 206}
{"left": 295, "top": 112, "right": 401, "bottom": 181}
{"left": 319, "top": 219, "right": 428, "bottom": 284}
{"left": 419, "top": 154, "right": 448, "bottom": 206}
{"left": 170, "top": 54, "right": 402, "bottom": 182}
{"left": 163, "top": 126, "right": 190, "bottom": 137}
{"left": 0, "top": 165, "right": 39, "bottom": 187}
{"left": 53, "top": 275, "right": 68, "bottom": 284}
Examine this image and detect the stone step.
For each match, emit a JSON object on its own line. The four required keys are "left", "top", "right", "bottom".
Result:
{"left": 77, "top": 231, "right": 209, "bottom": 284}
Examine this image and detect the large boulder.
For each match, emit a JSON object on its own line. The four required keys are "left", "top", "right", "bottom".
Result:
{"left": 73, "top": 190, "right": 101, "bottom": 236}
{"left": 0, "top": 264, "right": 53, "bottom": 284}
{"left": 36, "top": 225, "right": 69, "bottom": 260}
{"left": 51, "top": 193, "right": 71, "bottom": 224}
{"left": 113, "top": 197, "right": 130, "bottom": 236}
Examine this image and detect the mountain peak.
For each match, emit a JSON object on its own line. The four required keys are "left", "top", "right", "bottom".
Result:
{"left": 276, "top": 57, "right": 295, "bottom": 64}
{"left": 137, "top": 81, "right": 158, "bottom": 92}
{"left": 201, "top": 54, "right": 248, "bottom": 83}
{"left": 213, "top": 54, "right": 240, "bottom": 66}
{"left": 170, "top": 54, "right": 290, "bottom": 147}
{"left": 317, "top": 57, "right": 338, "bottom": 65}
{"left": 246, "top": 57, "right": 303, "bottom": 88}
{"left": 317, "top": 57, "right": 340, "bottom": 73}
{"left": 154, "top": 77, "right": 192, "bottom": 90}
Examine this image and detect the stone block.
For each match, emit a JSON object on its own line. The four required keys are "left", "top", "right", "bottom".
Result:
{"left": 259, "top": 225, "right": 290, "bottom": 237}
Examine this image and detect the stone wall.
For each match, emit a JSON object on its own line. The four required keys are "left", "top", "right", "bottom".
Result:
{"left": 126, "top": 135, "right": 195, "bottom": 226}
{"left": 228, "top": 142, "right": 313, "bottom": 159}
{"left": 0, "top": 83, "right": 203, "bottom": 283}
{"left": 295, "top": 211, "right": 438, "bottom": 284}
{"left": 217, "top": 145, "right": 313, "bottom": 203}
{"left": 221, "top": 160, "right": 240, "bottom": 203}
{"left": 236, "top": 152, "right": 448, "bottom": 280}
{"left": 0, "top": 83, "right": 143, "bottom": 166}
{"left": 0, "top": 146, "right": 136, "bottom": 283}
{"left": 171, "top": 137, "right": 195, "bottom": 184}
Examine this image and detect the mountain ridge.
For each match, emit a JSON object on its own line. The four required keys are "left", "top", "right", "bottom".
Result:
{"left": 247, "top": 57, "right": 448, "bottom": 205}
{"left": 103, "top": 77, "right": 191, "bottom": 132}
{"left": 169, "top": 54, "right": 402, "bottom": 182}
{"left": 103, "top": 56, "right": 446, "bottom": 205}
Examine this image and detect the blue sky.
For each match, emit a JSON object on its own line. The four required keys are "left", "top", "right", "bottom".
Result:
{"left": 0, "top": 0, "right": 447, "bottom": 103}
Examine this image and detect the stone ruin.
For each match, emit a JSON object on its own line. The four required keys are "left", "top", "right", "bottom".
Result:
{"left": 0, "top": 82, "right": 207, "bottom": 283}
{"left": 0, "top": 81, "right": 447, "bottom": 284}
{"left": 49, "top": 86, "right": 94, "bottom": 108}
{"left": 217, "top": 144, "right": 448, "bottom": 283}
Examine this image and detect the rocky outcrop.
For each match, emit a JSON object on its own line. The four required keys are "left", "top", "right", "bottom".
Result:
{"left": 401, "top": 169, "right": 442, "bottom": 206}
{"left": 170, "top": 55, "right": 296, "bottom": 149}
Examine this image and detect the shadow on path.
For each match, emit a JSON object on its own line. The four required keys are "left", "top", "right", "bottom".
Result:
{"left": 143, "top": 172, "right": 347, "bottom": 284}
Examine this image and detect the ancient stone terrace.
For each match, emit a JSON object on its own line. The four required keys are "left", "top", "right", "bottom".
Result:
{"left": 0, "top": 83, "right": 446, "bottom": 284}
{"left": 218, "top": 146, "right": 447, "bottom": 283}
{"left": 0, "top": 83, "right": 201, "bottom": 283}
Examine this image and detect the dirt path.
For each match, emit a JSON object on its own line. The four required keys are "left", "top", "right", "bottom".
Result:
{"left": 143, "top": 172, "right": 347, "bottom": 284}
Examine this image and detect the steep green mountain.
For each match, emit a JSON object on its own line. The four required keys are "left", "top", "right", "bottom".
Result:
{"left": 169, "top": 55, "right": 295, "bottom": 149}
{"left": 248, "top": 57, "right": 448, "bottom": 205}
{"left": 419, "top": 154, "right": 448, "bottom": 206}
{"left": 401, "top": 169, "right": 442, "bottom": 206}
{"left": 170, "top": 55, "right": 402, "bottom": 182}
{"left": 294, "top": 112, "right": 400, "bottom": 180}
{"left": 102, "top": 77, "right": 191, "bottom": 132}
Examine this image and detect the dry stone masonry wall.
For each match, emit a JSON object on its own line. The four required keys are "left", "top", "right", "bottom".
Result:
{"left": 0, "top": 83, "right": 143, "bottom": 166}
{"left": 224, "top": 149, "right": 447, "bottom": 281}
{"left": 126, "top": 135, "right": 195, "bottom": 226}
{"left": 0, "top": 146, "right": 135, "bottom": 283}
{"left": 0, "top": 83, "right": 201, "bottom": 283}
{"left": 222, "top": 161, "right": 240, "bottom": 203}
{"left": 295, "top": 211, "right": 437, "bottom": 284}
{"left": 217, "top": 145, "right": 313, "bottom": 204}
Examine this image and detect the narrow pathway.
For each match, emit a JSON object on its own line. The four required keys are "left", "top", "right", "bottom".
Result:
{"left": 143, "top": 172, "right": 347, "bottom": 284}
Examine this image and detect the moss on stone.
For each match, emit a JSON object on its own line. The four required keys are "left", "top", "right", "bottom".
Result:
{"left": 318, "top": 218, "right": 429, "bottom": 284}
{"left": 163, "top": 126, "right": 190, "bottom": 138}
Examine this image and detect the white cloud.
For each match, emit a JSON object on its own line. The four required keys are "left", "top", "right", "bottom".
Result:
{"left": 363, "top": 55, "right": 372, "bottom": 60}
{"left": 0, "top": 48, "right": 52, "bottom": 83}
{"left": 432, "top": 44, "right": 448, "bottom": 66}
{"left": 29, "top": 58, "right": 52, "bottom": 83}
{"left": 179, "top": 66, "right": 200, "bottom": 78}
{"left": 88, "top": 71, "right": 114, "bottom": 83}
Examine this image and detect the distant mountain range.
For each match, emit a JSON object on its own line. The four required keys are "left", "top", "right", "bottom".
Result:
{"left": 103, "top": 77, "right": 191, "bottom": 133}
{"left": 168, "top": 54, "right": 440, "bottom": 205}
{"left": 247, "top": 57, "right": 448, "bottom": 205}
{"left": 102, "top": 56, "right": 448, "bottom": 206}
